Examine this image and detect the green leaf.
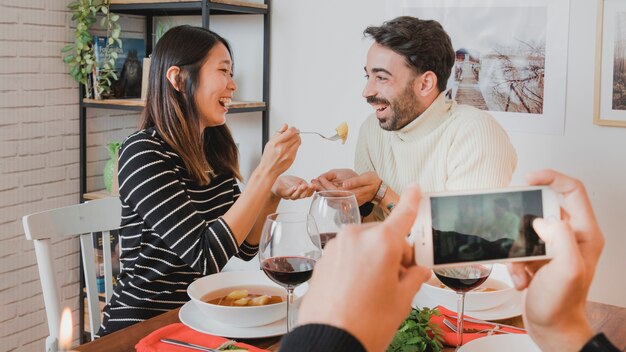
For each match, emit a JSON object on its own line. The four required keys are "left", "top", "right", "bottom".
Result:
{"left": 405, "top": 336, "right": 421, "bottom": 345}
{"left": 108, "top": 37, "right": 114, "bottom": 45}
{"left": 61, "top": 45, "right": 74, "bottom": 53}
{"left": 111, "top": 14, "right": 119, "bottom": 22}
{"left": 387, "top": 307, "right": 443, "bottom": 352}
{"left": 101, "top": 6, "right": 108, "bottom": 14}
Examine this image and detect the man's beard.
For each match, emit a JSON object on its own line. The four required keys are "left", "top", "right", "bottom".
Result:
{"left": 367, "top": 81, "right": 422, "bottom": 131}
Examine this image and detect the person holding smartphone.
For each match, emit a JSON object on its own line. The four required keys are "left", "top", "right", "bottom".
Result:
{"left": 281, "top": 170, "right": 619, "bottom": 352}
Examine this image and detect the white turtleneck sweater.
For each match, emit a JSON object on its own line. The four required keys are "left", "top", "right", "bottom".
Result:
{"left": 355, "top": 93, "right": 517, "bottom": 219}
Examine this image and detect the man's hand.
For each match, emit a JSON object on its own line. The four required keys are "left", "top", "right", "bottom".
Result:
{"left": 312, "top": 169, "right": 358, "bottom": 190}
{"left": 271, "top": 175, "right": 316, "bottom": 200}
{"left": 507, "top": 169, "right": 603, "bottom": 352}
{"left": 297, "top": 184, "right": 431, "bottom": 352}
{"left": 313, "top": 169, "right": 382, "bottom": 205}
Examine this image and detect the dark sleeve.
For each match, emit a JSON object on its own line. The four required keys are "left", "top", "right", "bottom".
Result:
{"left": 279, "top": 324, "right": 366, "bottom": 352}
{"left": 580, "top": 333, "right": 621, "bottom": 352}
{"left": 230, "top": 178, "right": 259, "bottom": 261}
{"left": 359, "top": 202, "right": 374, "bottom": 217}
{"left": 117, "top": 134, "right": 240, "bottom": 275}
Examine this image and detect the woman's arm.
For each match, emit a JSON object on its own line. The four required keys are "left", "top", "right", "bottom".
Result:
{"left": 222, "top": 168, "right": 279, "bottom": 247}
{"left": 221, "top": 125, "right": 303, "bottom": 245}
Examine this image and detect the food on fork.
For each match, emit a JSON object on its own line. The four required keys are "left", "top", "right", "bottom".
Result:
{"left": 335, "top": 122, "right": 348, "bottom": 144}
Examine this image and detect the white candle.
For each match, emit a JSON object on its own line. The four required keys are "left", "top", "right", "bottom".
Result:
{"left": 59, "top": 307, "right": 73, "bottom": 351}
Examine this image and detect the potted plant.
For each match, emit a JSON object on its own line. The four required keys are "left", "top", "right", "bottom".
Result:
{"left": 62, "top": 0, "right": 122, "bottom": 100}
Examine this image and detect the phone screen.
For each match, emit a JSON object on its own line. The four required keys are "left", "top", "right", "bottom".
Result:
{"left": 431, "top": 190, "right": 546, "bottom": 265}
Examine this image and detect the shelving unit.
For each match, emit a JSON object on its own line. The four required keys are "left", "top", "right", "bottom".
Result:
{"left": 77, "top": 0, "right": 271, "bottom": 341}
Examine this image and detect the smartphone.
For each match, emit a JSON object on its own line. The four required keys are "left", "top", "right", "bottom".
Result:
{"left": 411, "top": 186, "right": 560, "bottom": 268}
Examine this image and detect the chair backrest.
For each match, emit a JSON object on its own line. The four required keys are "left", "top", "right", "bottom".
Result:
{"left": 22, "top": 197, "right": 121, "bottom": 351}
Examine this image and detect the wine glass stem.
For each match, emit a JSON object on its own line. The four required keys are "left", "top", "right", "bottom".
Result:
{"left": 456, "top": 292, "right": 466, "bottom": 349}
{"left": 286, "top": 288, "right": 295, "bottom": 333}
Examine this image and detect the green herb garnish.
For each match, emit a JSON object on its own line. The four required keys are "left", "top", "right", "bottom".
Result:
{"left": 387, "top": 307, "right": 444, "bottom": 352}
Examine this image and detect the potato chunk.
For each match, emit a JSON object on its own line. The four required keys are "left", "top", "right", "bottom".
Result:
{"left": 249, "top": 295, "right": 270, "bottom": 306}
{"left": 233, "top": 297, "right": 250, "bottom": 306}
{"left": 226, "top": 289, "right": 249, "bottom": 300}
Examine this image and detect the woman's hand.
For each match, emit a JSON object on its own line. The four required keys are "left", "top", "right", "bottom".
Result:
{"left": 272, "top": 175, "right": 316, "bottom": 200}
{"left": 257, "top": 124, "right": 301, "bottom": 179}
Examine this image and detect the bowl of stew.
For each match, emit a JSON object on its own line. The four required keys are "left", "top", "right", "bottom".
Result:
{"left": 187, "top": 270, "right": 307, "bottom": 327}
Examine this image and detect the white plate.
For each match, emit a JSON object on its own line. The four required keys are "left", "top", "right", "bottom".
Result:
{"left": 458, "top": 334, "right": 540, "bottom": 352}
{"left": 180, "top": 300, "right": 287, "bottom": 338}
{"left": 413, "top": 285, "right": 524, "bottom": 320}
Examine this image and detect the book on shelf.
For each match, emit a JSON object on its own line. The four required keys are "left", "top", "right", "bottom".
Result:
{"left": 92, "top": 230, "right": 121, "bottom": 294}
{"left": 93, "top": 36, "right": 146, "bottom": 99}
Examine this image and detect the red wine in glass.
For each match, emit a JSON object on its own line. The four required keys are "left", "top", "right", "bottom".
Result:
{"left": 259, "top": 212, "right": 322, "bottom": 333}
{"left": 434, "top": 272, "right": 489, "bottom": 293}
{"left": 261, "top": 256, "right": 315, "bottom": 288}
{"left": 433, "top": 264, "right": 492, "bottom": 348}
{"left": 319, "top": 232, "right": 338, "bottom": 249}
{"left": 309, "top": 190, "right": 360, "bottom": 251}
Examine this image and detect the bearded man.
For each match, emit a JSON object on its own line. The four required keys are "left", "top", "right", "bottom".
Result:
{"left": 314, "top": 16, "right": 517, "bottom": 220}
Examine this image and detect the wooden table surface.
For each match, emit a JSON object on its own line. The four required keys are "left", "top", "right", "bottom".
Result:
{"left": 75, "top": 301, "right": 625, "bottom": 351}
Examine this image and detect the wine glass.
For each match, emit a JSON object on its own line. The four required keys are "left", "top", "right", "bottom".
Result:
{"left": 308, "top": 190, "right": 361, "bottom": 249}
{"left": 433, "top": 264, "right": 493, "bottom": 349}
{"left": 259, "top": 212, "right": 322, "bottom": 332}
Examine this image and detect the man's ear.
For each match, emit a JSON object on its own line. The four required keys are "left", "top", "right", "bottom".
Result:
{"left": 166, "top": 66, "right": 181, "bottom": 91}
{"left": 414, "top": 71, "right": 438, "bottom": 97}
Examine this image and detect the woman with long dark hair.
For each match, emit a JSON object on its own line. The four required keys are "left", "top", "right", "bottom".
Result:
{"left": 97, "top": 25, "right": 313, "bottom": 336}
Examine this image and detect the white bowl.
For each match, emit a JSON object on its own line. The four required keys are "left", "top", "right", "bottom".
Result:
{"left": 420, "top": 264, "right": 515, "bottom": 311}
{"left": 187, "top": 270, "right": 307, "bottom": 328}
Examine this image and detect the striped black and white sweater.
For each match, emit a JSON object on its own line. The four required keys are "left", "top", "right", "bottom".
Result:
{"left": 97, "top": 127, "right": 258, "bottom": 336}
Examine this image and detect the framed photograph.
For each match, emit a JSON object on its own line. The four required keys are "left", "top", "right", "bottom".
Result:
{"left": 594, "top": 0, "right": 626, "bottom": 127}
{"left": 387, "top": 0, "right": 570, "bottom": 135}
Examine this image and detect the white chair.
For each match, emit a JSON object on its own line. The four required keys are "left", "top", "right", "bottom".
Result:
{"left": 22, "top": 197, "right": 121, "bottom": 352}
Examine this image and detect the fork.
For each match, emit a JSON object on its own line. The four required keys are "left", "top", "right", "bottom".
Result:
{"left": 442, "top": 318, "right": 515, "bottom": 335}
{"left": 298, "top": 131, "right": 342, "bottom": 142}
{"left": 160, "top": 338, "right": 221, "bottom": 351}
{"left": 443, "top": 313, "right": 526, "bottom": 332}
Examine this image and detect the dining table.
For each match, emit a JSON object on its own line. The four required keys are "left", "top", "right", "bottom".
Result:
{"left": 74, "top": 301, "right": 625, "bottom": 352}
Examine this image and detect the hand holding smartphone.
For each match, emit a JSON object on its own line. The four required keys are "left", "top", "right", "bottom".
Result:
{"left": 411, "top": 186, "right": 560, "bottom": 268}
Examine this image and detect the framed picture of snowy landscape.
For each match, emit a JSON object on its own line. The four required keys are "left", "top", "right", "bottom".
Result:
{"left": 595, "top": 0, "right": 626, "bottom": 127}
{"left": 387, "top": 0, "right": 570, "bottom": 134}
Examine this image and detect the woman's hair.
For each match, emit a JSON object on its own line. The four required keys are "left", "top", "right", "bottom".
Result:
{"left": 141, "top": 25, "right": 241, "bottom": 185}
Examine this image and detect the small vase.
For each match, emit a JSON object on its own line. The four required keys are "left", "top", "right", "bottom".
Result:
{"left": 103, "top": 142, "right": 121, "bottom": 194}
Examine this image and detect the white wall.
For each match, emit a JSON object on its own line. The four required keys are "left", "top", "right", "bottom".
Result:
{"left": 271, "top": 0, "right": 626, "bottom": 307}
